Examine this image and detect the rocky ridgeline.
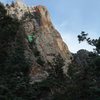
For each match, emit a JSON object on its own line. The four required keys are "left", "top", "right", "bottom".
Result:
{"left": 5, "top": 1, "right": 72, "bottom": 83}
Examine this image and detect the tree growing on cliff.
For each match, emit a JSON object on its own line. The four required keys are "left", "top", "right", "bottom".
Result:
{"left": 0, "top": 2, "right": 32, "bottom": 99}
{"left": 71, "top": 32, "right": 100, "bottom": 99}
{"left": 78, "top": 31, "right": 100, "bottom": 54}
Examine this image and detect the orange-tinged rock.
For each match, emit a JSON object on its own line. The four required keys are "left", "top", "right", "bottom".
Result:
{"left": 6, "top": 1, "right": 73, "bottom": 82}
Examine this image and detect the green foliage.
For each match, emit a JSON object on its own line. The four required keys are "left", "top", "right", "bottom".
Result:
{"left": 78, "top": 31, "right": 100, "bottom": 54}
{"left": 0, "top": 3, "right": 32, "bottom": 99}
{"left": 77, "top": 31, "right": 88, "bottom": 43}
{"left": 50, "top": 54, "right": 65, "bottom": 79}
{"left": 0, "top": 2, "right": 7, "bottom": 18}
{"left": 77, "top": 32, "right": 100, "bottom": 100}
{"left": 0, "top": 2, "right": 19, "bottom": 40}
{"left": 32, "top": 54, "right": 67, "bottom": 100}
{"left": 93, "top": 56, "right": 100, "bottom": 66}
{"left": 1, "top": 2, "right": 100, "bottom": 100}
{"left": 0, "top": 29, "right": 31, "bottom": 99}
{"left": 27, "top": 33, "right": 36, "bottom": 43}
{"left": 27, "top": 32, "right": 45, "bottom": 66}
{"left": 67, "top": 51, "right": 100, "bottom": 99}
{"left": 28, "top": 35, "right": 33, "bottom": 42}
{"left": 0, "top": 2, "right": 67, "bottom": 100}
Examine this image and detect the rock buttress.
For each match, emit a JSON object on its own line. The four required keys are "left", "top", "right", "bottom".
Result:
{"left": 6, "top": 2, "right": 72, "bottom": 81}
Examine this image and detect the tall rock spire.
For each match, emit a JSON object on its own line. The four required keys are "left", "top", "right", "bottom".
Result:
{"left": 16, "top": 0, "right": 22, "bottom": 3}
{"left": 15, "top": 0, "right": 25, "bottom": 8}
{"left": 16, "top": 0, "right": 22, "bottom": 4}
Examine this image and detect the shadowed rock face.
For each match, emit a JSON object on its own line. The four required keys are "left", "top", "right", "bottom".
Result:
{"left": 5, "top": 2, "right": 72, "bottom": 82}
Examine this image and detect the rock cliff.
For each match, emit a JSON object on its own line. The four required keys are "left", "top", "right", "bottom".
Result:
{"left": 5, "top": 1, "right": 72, "bottom": 82}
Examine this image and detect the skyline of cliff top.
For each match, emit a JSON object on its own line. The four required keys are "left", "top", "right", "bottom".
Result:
{"left": 0, "top": 0, "right": 100, "bottom": 53}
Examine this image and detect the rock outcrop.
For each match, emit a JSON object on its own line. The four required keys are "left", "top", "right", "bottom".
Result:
{"left": 74, "top": 49, "right": 90, "bottom": 67}
{"left": 5, "top": 1, "right": 72, "bottom": 82}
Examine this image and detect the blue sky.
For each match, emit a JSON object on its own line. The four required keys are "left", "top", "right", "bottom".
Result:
{"left": 0, "top": 0, "right": 100, "bottom": 53}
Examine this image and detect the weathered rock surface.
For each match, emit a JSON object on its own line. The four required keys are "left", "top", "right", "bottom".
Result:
{"left": 73, "top": 49, "right": 90, "bottom": 67}
{"left": 5, "top": 1, "right": 72, "bottom": 82}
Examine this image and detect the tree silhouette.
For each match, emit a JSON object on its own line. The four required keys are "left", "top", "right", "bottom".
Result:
{"left": 78, "top": 31, "right": 100, "bottom": 54}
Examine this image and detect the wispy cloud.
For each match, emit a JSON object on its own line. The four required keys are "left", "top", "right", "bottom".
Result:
{"left": 59, "top": 21, "right": 68, "bottom": 28}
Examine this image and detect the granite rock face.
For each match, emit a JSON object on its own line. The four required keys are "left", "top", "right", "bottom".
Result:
{"left": 5, "top": 1, "right": 72, "bottom": 82}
